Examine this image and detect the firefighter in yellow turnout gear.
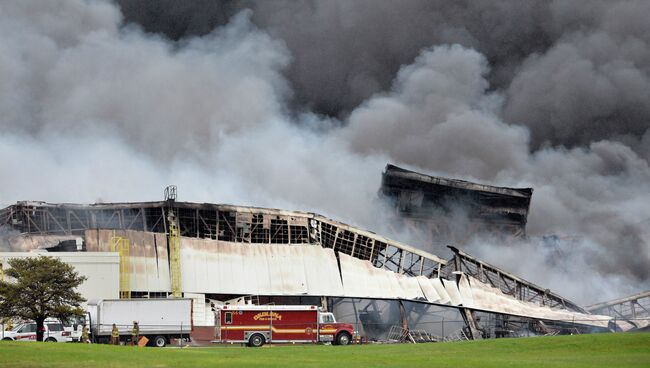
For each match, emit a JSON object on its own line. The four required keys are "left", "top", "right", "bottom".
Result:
{"left": 81, "top": 325, "right": 90, "bottom": 343}
{"left": 1, "top": 319, "right": 12, "bottom": 332}
{"left": 131, "top": 321, "right": 140, "bottom": 346}
{"left": 111, "top": 324, "right": 119, "bottom": 345}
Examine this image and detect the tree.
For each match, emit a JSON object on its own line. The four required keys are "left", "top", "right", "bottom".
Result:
{"left": 0, "top": 256, "right": 86, "bottom": 341}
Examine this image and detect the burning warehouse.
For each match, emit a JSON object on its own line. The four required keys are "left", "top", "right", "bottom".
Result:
{"left": 0, "top": 192, "right": 625, "bottom": 342}
{"left": 0, "top": 0, "right": 648, "bottom": 352}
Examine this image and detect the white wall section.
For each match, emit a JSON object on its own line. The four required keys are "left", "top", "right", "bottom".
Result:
{"left": 76, "top": 229, "right": 617, "bottom": 330}
{"left": 0, "top": 251, "right": 119, "bottom": 305}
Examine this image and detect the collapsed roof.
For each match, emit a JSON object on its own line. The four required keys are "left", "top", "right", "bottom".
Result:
{"left": 380, "top": 164, "right": 533, "bottom": 243}
{"left": 586, "top": 291, "right": 650, "bottom": 331}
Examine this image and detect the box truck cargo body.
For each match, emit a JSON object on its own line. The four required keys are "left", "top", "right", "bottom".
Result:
{"left": 87, "top": 299, "right": 192, "bottom": 347}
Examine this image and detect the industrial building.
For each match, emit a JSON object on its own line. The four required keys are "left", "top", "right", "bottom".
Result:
{"left": 1, "top": 187, "right": 629, "bottom": 343}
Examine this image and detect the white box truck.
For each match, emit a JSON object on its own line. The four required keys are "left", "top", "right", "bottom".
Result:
{"left": 87, "top": 299, "right": 193, "bottom": 347}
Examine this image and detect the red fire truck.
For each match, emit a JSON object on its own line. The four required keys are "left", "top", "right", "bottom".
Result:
{"left": 215, "top": 305, "right": 355, "bottom": 347}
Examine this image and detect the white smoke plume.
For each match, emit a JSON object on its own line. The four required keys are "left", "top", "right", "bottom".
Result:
{"left": 341, "top": 43, "right": 650, "bottom": 303}
{"left": 1, "top": 0, "right": 648, "bottom": 304}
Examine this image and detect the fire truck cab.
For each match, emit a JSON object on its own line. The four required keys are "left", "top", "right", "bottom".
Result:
{"left": 215, "top": 305, "right": 355, "bottom": 347}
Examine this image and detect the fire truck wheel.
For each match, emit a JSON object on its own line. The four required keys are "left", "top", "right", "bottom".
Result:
{"left": 45, "top": 337, "right": 57, "bottom": 342}
{"left": 153, "top": 336, "right": 167, "bottom": 347}
{"left": 336, "top": 332, "right": 351, "bottom": 346}
{"left": 248, "top": 334, "right": 265, "bottom": 348}
{"left": 2, "top": 338, "right": 12, "bottom": 341}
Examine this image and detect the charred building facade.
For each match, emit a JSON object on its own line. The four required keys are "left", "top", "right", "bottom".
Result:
{"left": 380, "top": 164, "right": 532, "bottom": 246}
{"left": 0, "top": 198, "right": 621, "bottom": 342}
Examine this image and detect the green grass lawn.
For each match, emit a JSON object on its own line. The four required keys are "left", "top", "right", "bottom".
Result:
{"left": 1, "top": 333, "right": 648, "bottom": 368}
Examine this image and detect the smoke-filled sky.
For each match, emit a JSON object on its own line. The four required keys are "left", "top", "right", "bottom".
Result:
{"left": 1, "top": 0, "right": 649, "bottom": 304}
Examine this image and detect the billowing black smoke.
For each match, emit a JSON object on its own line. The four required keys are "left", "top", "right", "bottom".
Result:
{"left": 1, "top": 0, "right": 648, "bottom": 304}
{"left": 115, "top": 0, "right": 650, "bottom": 156}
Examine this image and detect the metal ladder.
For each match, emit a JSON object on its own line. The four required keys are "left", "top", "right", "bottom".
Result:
{"left": 110, "top": 236, "right": 131, "bottom": 299}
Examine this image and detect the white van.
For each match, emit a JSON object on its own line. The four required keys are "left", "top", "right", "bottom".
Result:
{"left": 1, "top": 320, "right": 71, "bottom": 342}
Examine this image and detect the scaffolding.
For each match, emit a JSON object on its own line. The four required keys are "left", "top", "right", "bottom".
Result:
{"left": 387, "top": 325, "right": 438, "bottom": 343}
{"left": 443, "top": 329, "right": 470, "bottom": 342}
{"left": 110, "top": 236, "right": 131, "bottom": 299}
{"left": 168, "top": 211, "right": 182, "bottom": 298}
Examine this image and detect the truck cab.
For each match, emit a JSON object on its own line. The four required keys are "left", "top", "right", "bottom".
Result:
{"left": 317, "top": 311, "right": 356, "bottom": 345}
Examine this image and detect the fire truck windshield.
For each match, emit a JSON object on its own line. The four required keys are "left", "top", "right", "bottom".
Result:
{"left": 320, "top": 313, "right": 336, "bottom": 324}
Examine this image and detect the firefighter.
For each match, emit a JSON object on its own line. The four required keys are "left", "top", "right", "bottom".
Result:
{"left": 111, "top": 324, "right": 120, "bottom": 345}
{"left": 81, "top": 325, "right": 90, "bottom": 343}
{"left": 131, "top": 321, "right": 140, "bottom": 346}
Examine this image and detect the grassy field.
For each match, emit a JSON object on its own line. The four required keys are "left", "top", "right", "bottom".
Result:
{"left": 0, "top": 333, "right": 648, "bottom": 368}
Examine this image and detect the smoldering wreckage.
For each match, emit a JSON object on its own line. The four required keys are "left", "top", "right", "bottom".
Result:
{"left": 1, "top": 164, "right": 648, "bottom": 345}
